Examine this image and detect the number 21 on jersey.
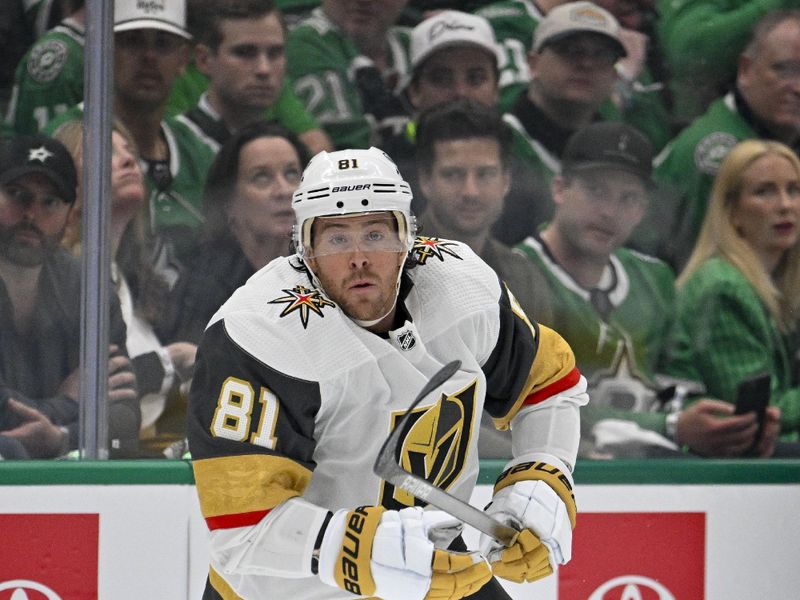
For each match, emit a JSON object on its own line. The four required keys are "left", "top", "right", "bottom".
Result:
{"left": 211, "top": 376, "right": 279, "bottom": 449}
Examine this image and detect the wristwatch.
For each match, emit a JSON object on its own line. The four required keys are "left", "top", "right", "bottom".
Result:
{"left": 665, "top": 412, "right": 680, "bottom": 443}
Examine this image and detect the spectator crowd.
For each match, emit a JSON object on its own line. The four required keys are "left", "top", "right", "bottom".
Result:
{"left": 1, "top": 0, "right": 800, "bottom": 461}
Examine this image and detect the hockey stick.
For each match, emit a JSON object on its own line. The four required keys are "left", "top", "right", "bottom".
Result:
{"left": 373, "top": 360, "right": 520, "bottom": 547}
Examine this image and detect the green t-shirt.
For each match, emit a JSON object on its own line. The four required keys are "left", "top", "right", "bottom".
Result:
{"left": 516, "top": 235, "right": 676, "bottom": 435}
{"left": 166, "top": 62, "right": 319, "bottom": 137}
{"left": 5, "top": 18, "right": 85, "bottom": 135}
{"left": 663, "top": 256, "right": 800, "bottom": 436}
{"left": 286, "top": 7, "right": 411, "bottom": 149}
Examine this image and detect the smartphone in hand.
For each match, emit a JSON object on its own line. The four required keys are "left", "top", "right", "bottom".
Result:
{"left": 734, "top": 372, "right": 771, "bottom": 456}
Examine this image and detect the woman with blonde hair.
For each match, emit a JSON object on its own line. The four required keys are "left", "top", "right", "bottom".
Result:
{"left": 53, "top": 120, "right": 196, "bottom": 456}
{"left": 664, "top": 139, "right": 800, "bottom": 454}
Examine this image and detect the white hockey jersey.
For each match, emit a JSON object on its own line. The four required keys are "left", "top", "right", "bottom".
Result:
{"left": 188, "top": 238, "right": 585, "bottom": 599}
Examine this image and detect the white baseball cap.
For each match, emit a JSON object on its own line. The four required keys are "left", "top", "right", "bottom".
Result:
{"left": 409, "top": 10, "right": 501, "bottom": 72}
{"left": 533, "top": 1, "right": 625, "bottom": 56}
{"left": 114, "top": 0, "right": 191, "bottom": 40}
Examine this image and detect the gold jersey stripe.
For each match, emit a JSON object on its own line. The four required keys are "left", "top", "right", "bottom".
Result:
{"left": 493, "top": 324, "right": 577, "bottom": 430}
{"left": 193, "top": 453, "right": 312, "bottom": 519}
{"left": 208, "top": 566, "right": 245, "bottom": 600}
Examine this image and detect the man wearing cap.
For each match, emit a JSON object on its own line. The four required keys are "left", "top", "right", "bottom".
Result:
{"left": 4, "top": 0, "right": 86, "bottom": 135}
{"left": 476, "top": 0, "right": 671, "bottom": 151}
{"left": 286, "top": 0, "right": 412, "bottom": 149}
{"left": 0, "top": 134, "right": 140, "bottom": 457}
{"left": 514, "top": 122, "right": 773, "bottom": 458}
{"left": 44, "top": 0, "right": 215, "bottom": 262}
{"left": 495, "top": 1, "right": 627, "bottom": 245}
{"left": 382, "top": 8, "right": 535, "bottom": 217}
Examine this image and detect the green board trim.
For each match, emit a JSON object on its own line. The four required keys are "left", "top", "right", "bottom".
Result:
{"left": 2, "top": 459, "right": 800, "bottom": 486}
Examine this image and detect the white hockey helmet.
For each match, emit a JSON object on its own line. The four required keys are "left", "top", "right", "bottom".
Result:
{"left": 292, "top": 147, "right": 416, "bottom": 257}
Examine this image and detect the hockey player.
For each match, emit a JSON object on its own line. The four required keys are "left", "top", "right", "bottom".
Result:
{"left": 188, "top": 147, "right": 588, "bottom": 599}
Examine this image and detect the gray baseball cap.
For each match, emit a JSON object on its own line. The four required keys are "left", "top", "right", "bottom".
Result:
{"left": 533, "top": 1, "right": 626, "bottom": 57}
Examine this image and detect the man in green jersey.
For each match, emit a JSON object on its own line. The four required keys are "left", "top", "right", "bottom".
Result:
{"left": 657, "top": 0, "right": 798, "bottom": 125}
{"left": 517, "top": 122, "right": 769, "bottom": 457}
{"left": 286, "top": 0, "right": 413, "bottom": 149}
{"left": 4, "top": 0, "right": 85, "bottom": 135}
{"left": 46, "top": 1, "right": 215, "bottom": 261}
{"left": 177, "top": 0, "right": 332, "bottom": 157}
{"left": 636, "top": 9, "right": 800, "bottom": 272}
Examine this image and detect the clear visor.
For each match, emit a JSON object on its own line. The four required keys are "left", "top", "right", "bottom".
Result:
{"left": 305, "top": 213, "right": 407, "bottom": 258}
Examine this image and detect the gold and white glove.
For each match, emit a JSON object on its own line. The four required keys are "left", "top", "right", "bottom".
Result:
{"left": 479, "top": 460, "right": 576, "bottom": 583}
{"left": 318, "top": 505, "right": 492, "bottom": 600}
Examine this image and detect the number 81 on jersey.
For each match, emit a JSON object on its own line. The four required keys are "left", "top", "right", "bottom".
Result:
{"left": 210, "top": 377, "right": 280, "bottom": 449}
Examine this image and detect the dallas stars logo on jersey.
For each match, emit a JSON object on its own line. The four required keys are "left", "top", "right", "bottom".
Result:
{"left": 411, "top": 236, "right": 463, "bottom": 265}
{"left": 268, "top": 285, "right": 336, "bottom": 328}
{"left": 379, "top": 379, "right": 477, "bottom": 510}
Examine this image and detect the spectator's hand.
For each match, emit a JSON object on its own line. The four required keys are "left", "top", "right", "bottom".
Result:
{"left": 677, "top": 399, "right": 762, "bottom": 457}
{"left": 108, "top": 352, "right": 137, "bottom": 404}
{"left": 755, "top": 406, "right": 781, "bottom": 457}
{"left": 0, "top": 398, "right": 67, "bottom": 458}
{"left": 166, "top": 342, "right": 197, "bottom": 383}
{"left": 57, "top": 366, "right": 80, "bottom": 401}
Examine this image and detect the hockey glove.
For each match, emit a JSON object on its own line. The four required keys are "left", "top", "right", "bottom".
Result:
{"left": 479, "top": 461, "right": 576, "bottom": 583}
{"left": 317, "top": 505, "right": 491, "bottom": 600}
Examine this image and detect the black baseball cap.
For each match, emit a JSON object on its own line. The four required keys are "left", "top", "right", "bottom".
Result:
{"left": 0, "top": 134, "right": 78, "bottom": 204}
{"left": 561, "top": 122, "right": 654, "bottom": 186}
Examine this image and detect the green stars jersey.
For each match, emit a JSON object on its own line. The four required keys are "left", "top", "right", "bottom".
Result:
{"left": 5, "top": 17, "right": 85, "bottom": 135}
{"left": 516, "top": 235, "right": 676, "bottom": 435}
{"left": 663, "top": 257, "right": 800, "bottom": 437}
{"left": 286, "top": 7, "right": 411, "bottom": 149}
{"left": 44, "top": 104, "right": 215, "bottom": 260}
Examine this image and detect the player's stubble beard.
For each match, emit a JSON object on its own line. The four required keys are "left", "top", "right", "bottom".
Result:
{"left": 312, "top": 253, "right": 404, "bottom": 324}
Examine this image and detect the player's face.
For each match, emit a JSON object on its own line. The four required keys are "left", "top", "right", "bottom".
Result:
{"left": 198, "top": 13, "right": 286, "bottom": 112}
{"left": 408, "top": 47, "right": 498, "bottom": 111}
{"left": 552, "top": 169, "right": 647, "bottom": 259}
{"left": 731, "top": 154, "right": 800, "bottom": 270}
{"left": 738, "top": 19, "right": 800, "bottom": 135}
{"left": 420, "top": 137, "right": 509, "bottom": 238}
{"left": 114, "top": 29, "right": 189, "bottom": 109}
{"left": 231, "top": 136, "right": 301, "bottom": 241}
{"left": 530, "top": 33, "right": 618, "bottom": 108}
{"left": 322, "top": 0, "right": 408, "bottom": 44}
{"left": 307, "top": 213, "right": 406, "bottom": 328}
{"left": 110, "top": 131, "right": 145, "bottom": 214}
{"left": 0, "top": 173, "right": 71, "bottom": 267}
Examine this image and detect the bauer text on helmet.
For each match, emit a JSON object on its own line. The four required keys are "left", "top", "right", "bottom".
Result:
{"left": 292, "top": 147, "right": 416, "bottom": 257}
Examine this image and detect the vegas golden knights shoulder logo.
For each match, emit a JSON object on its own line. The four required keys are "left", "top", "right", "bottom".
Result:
{"left": 378, "top": 379, "right": 478, "bottom": 510}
